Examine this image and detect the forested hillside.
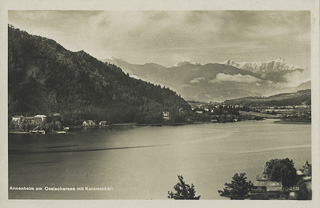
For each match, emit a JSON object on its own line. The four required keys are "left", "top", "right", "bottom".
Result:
{"left": 8, "top": 25, "right": 190, "bottom": 124}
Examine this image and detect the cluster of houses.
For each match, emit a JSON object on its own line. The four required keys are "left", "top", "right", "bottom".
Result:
{"left": 11, "top": 114, "right": 48, "bottom": 134}
{"left": 82, "top": 120, "right": 108, "bottom": 127}
{"left": 11, "top": 113, "right": 69, "bottom": 134}
{"left": 250, "top": 161, "right": 312, "bottom": 200}
{"left": 192, "top": 106, "right": 219, "bottom": 114}
{"left": 191, "top": 104, "right": 243, "bottom": 114}
{"left": 12, "top": 114, "right": 47, "bottom": 126}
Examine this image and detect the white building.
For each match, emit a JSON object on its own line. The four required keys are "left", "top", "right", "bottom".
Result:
{"left": 34, "top": 115, "right": 47, "bottom": 122}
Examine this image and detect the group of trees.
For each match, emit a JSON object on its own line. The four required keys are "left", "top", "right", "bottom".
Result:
{"left": 167, "top": 173, "right": 251, "bottom": 200}
{"left": 168, "top": 158, "right": 311, "bottom": 200}
{"left": 217, "top": 158, "right": 311, "bottom": 200}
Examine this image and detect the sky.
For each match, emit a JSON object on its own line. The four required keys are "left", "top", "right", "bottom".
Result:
{"left": 8, "top": 10, "right": 311, "bottom": 68}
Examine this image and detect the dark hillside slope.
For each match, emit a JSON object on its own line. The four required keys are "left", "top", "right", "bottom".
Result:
{"left": 8, "top": 25, "right": 190, "bottom": 124}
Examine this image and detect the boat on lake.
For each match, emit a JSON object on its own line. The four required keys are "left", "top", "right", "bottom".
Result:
{"left": 28, "top": 130, "right": 45, "bottom": 134}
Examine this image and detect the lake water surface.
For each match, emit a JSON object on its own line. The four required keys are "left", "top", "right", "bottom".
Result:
{"left": 8, "top": 119, "right": 311, "bottom": 199}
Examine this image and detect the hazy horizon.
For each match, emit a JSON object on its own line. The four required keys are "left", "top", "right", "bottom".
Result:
{"left": 9, "top": 10, "right": 310, "bottom": 69}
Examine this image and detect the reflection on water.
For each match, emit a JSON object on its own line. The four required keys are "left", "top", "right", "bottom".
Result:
{"left": 9, "top": 144, "right": 168, "bottom": 155}
{"left": 8, "top": 120, "right": 311, "bottom": 199}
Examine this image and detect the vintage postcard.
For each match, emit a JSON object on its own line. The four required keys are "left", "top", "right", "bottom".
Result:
{"left": 1, "top": 0, "right": 319, "bottom": 208}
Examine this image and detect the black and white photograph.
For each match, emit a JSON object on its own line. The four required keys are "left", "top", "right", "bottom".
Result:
{"left": 1, "top": 0, "right": 320, "bottom": 207}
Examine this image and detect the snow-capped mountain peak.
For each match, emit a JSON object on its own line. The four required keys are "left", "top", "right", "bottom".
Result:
{"left": 222, "top": 58, "right": 301, "bottom": 74}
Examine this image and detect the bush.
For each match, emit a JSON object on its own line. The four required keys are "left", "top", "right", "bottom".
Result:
{"left": 218, "top": 173, "right": 253, "bottom": 200}
{"left": 168, "top": 175, "right": 201, "bottom": 200}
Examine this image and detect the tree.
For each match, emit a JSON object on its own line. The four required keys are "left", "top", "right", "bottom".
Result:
{"left": 265, "top": 158, "right": 298, "bottom": 188}
{"left": 168, "top": 175, "right": 201, "bottom": 200}
{"left": 218, "top": 173, "right": 253, "bottom": 200}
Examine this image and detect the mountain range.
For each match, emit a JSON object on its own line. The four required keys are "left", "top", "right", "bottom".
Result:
{"left": 103, "top": 58, "right": 311, "bottom": 102}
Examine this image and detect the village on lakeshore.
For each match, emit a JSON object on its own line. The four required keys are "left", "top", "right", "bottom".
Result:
{"left": 8, "top": 100, "right": 311, "bottom": 135}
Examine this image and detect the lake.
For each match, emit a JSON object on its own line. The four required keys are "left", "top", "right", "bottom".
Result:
{"left": 8, "top": 119, "right": 311, "bottom": 199}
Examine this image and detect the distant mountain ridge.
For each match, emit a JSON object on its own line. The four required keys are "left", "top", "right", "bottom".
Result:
{"left": 104, "top": 57, "right": 310, "bottom": 102}
{"left": 296, "top": 81, "right": 311, "bottom": 91}
{"left": 224, "top": 89, "right": 311, "bottom": 107}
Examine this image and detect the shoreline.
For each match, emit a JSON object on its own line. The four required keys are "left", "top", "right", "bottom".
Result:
{"left": 8, "top": 119, "right": 266, "bottom": 135}
{"left": 274, "top": 120, "right": 311, "bottom": 124}
{"left": 8, "top": 132, "right": 29, "bottom": 135}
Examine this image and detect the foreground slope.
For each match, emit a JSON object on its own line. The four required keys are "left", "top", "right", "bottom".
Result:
{"left": 8, "top": 25, "right": 190, "bottom": 124}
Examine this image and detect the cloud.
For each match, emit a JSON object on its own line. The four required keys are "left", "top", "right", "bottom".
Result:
{"left": 283, "top": 70, "right": 310, "bottom": 87}
{"left": 8, "top": 11, "right": 310, "bottom": 68}
{"left": 210, "top": 73, "right": 261, "bottom": 83}
{"left": 190, "top": 77, "right": 206, "bottom": 84}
